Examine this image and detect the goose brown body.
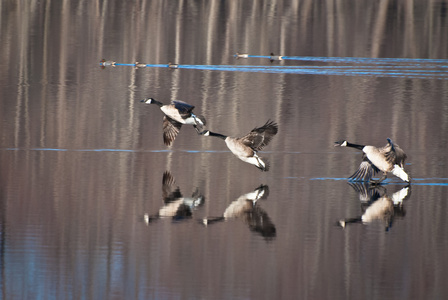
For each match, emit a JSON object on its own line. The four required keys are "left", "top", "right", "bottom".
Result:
{"left": 202, "top": 120, "right": 278, "bottom": 171}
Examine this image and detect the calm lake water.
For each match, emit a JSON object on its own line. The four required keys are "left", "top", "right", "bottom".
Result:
{"left": 1, "top": 1, "right": 448, "bottom": 299}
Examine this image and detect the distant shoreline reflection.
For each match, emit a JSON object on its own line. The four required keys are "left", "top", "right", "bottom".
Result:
{"left": 338, "top": 182, "right": 411, "bottom": 231}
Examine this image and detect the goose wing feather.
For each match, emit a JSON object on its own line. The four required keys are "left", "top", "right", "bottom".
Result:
{"left": 162, "top": 171, "right": 183, "bottom": 202}
{"left": 383, "top": 138, "right": 407, "bottom": 167}
{"left": 172, "top": 100, "right": 195, "bottom": 116}
{"left": 163, "top": 116, "right": 183, "bottom": 146}
{"left": 239, "top": 120, "right": 278, "bottom": 151}
{"left": 348, "top": 182, "right": 385, "bottom": 204}
{"left": 349, "top": 156, "right": 380, "bottom": 182}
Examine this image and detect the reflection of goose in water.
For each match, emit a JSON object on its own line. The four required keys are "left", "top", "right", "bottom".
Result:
{"left": 348, "top": 181, "right": 386, "bottom": 206}
{"left": 338, "top": 183, "right": 410, "bottom": 231}
{"left": 140, "top": 98, "right": 206, "bottom": 146}
{"left": 202, "top": 185, "right": 276, "bottom": 239}
{"left": 334, "top": 138, "right": 410, "bottom": 183}
{"left": 143, "top": 171, "right": 204, "bottom": 224}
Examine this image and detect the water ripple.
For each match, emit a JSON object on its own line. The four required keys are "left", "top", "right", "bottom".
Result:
{"left": 108, "top": 56, "right": 448, "bottom": 80}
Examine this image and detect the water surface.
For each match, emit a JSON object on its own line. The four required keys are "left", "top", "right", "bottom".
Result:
{"left": 1, "top": 1, "right": 448, "bottom": 299}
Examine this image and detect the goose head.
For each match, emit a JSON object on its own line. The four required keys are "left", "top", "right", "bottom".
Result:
{"left": 140, "top": 98, "right": 154, "bottom": 104}
{"left": 334, "top": 140, "right": 348, "bottom": 147}
{"left": 200, "top": 130, "right": 210, "bottom": 136}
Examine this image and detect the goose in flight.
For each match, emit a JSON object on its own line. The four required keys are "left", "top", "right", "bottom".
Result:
{"left": 200, "top": 120, "right": 278, "bottom": 171}
{"left": 141, "top": 98, "right": 206, "bottom": 146}
{"left": 335, "top": 138, "right": 410, "bottom": 183}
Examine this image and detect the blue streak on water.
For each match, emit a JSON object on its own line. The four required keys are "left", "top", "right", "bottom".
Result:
{"left": 247, "top": 54, "right": 448, "bottom": 64}
{"left": 178, "top": 65, "right": 448, "bottom": 80}
{"left": 412, "top": 177, "right": 448, "bottom": 181}
{"left": 115, "top": 63, "right": 169, "bottom": 68}
{"left": 411, "top": 183, "right": 448, "bottom": 186}
{"left": 228, "top": 65, "right": 448, "bottom": 70}
{"left": 310, "top": 177, "right": 355, "bottom": 181}
{"left": 181, "top": 150, "right": 229, "bottom": 153}
{"left": 107, "top": 57, "right": 448, "bottom": 80}
{"left": 309, "top": 177, "right": 448, "bottom": 186}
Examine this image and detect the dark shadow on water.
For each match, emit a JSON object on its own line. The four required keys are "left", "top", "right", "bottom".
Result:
{"left": 337, "top": 182, "right": 411, "bottom": 231}
{"left": 141, "top": 171, "right": 204, "bottom": 224}
{"left": 202, "top": 185, "right": 276, "bottom": 240}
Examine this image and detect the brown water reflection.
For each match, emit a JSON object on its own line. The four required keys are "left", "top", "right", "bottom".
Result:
{"left": 1, "top": 1, "right": 448, "bottom": 299}
{"left": 143, "top": 171, "right": 204, "bottom": 223}
{"left": 338, "top": 183, "right": 410, "bottom": 231}
{"left": 203, "top": 184, "right": 276, "bottom": 240}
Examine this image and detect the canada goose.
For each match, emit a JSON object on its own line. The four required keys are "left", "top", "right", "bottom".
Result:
{"left": 143, "top": 171, "right": 204, "bottom": 224}
{"left": 202, "top": 185, "right": 276, "bottom": 239}
{"left": 134, "top": 61, "right": 147, "bottom": 68}
{"left": 234, "top": 52, "right": 249, "bottom": 59}
{"left": 200, "top": 120, "right": 278, "bottom": 171}
{"left": 141, "top": 98, "right": 206, "bottom": 146}
{"left": 168, "top": 62, "right": 179, "bottom": 69}
{"left": 338, "top": 183, "right": 410, "bottom": 231}
{"left": 334, "top": 138, "right": 410, "bottom": 183}
{"left": 269, "top": 52, "right": 283, "bottom": 62}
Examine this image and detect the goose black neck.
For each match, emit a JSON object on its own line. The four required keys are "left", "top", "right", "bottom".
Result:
{"left": 343, "top": 217, "right": 362, "bottom": 225}
{"left": 346, "top": 142, "right": 365, "bottom": 150}
{"left": 208, "top": 131, "right": 227, "bottom": 140}
{"left": 151, "top": 99, "right": 164, "bottom": 107}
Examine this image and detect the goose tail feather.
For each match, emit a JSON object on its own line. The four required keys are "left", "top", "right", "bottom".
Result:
{"left": 391, "top": 164, "right": 411, "bottom": 182}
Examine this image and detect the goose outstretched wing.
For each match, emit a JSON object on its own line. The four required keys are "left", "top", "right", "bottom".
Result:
{"left": 162, "top": 171, "right": 183, "bottom": 203}
{"left": 172, "top": 100, "right": 195, "bottom": 116}
{"left": 349, "top": 155, "right": 380, "bottom": 182}
{"left": 383, "top": 138, "right": 407, "bottom": 167}
{"left": 162, "top": 116, "right": 183, "bottom": 146}
{"left": 239, "top": 120, "right": 278, "bottom": 151}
